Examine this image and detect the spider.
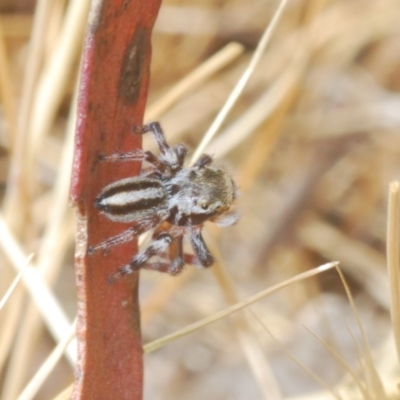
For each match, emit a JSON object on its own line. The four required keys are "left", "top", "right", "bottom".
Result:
{"left": 89, "top": 122, "right": 238, "bottom": 283}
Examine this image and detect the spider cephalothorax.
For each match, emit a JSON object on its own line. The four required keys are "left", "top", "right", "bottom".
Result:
{"left": 89, "top": 122, "right": 238, "bottom": 282}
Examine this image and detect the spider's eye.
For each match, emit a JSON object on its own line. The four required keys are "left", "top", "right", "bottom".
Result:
{"left": 198, "top": 201, "right": 209, "bottom": 210}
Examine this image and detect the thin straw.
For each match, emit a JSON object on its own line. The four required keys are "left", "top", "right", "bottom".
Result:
{"left": 190, "top": 0, "right": 289, "bottom": 163}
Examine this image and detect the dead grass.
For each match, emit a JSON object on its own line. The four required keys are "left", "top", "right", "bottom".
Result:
{"left": 0, "top": 0, "right": 399, "bottom": 399}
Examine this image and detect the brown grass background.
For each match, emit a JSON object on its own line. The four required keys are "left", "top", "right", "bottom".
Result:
{"left": 0, "top": 0, "right": 399, "bottom": 399}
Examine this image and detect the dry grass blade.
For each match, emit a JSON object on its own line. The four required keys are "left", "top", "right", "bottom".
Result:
{"left": 386, "top": 181, "right": 400, "bottom": 364}
{"left": 0, "top": 2, "right": 91, "bottom": 398}
{"left": 26, "top": 0, "right": 90, "bottom": 187}
{"left": 344, "top": 320, "right": 384, "bottom": 400}
{"left": 145, "top": 42, "right": 244, "bottom": 121}
{"left": 36, "top": 85, "right": 77, "bottom": 275}
{"left": 3, "top": 0, "right": 53, "bottom": 228}
{"left": 16, "top": 319, "right": 76, "bottom": 400}
{"left": 3, "top": 76, "right": 79, "bottom": 400}
{"left": 144, "top": 261, "right": 338, "bottom": 353}
{"left": 335, "top": 267, "right": 387, "bottom": 399}
{"left": 204, "top": 229, "right": 283, "bottom": 398}
{"left": 250, "top": 310, "right": 342, "bottom": 400}
{"left": 0, "top": 254, "right": 33, "bottom": 311}
{"left": 303, "top": 324, "right": 370, "bottom": 400}
{"left": 0, "top": 214, "right": 75, "bottom": 364}
{"left": 206, "top": 49, "right": 306, "bottom": 158}
{"left": 0, "top": 20, "right": 16, "bottom": 147}
{"left": 141, "top": 270, "right": 194, "bottom": 326}
{"left": 232, "top": 328, "right": 282, "bottom": 400}
{"left": 298, "top": 217, "right": 390, "bottom": 309}
{"left": 209, "top": 241, "right": 282, "bottom": 399}
{"left": 190, "top": 0, "right": 290, "bottom": 163}
{"left": 51, "top": 384, "right": 74, "bottom": 400}
{"left": 3, "top": 0, "right": 400, "bottom": 397}
{"left": 287, "top": 392, "right": 343, "bottom": 400}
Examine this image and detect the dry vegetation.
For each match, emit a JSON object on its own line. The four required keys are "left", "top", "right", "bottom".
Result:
{"left": 0, "top": 0, "right": 400, "bottom": 399}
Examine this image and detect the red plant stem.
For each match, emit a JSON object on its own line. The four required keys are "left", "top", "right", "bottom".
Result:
{"left": 71, "top": 1, "right": 161, "bottom": 399}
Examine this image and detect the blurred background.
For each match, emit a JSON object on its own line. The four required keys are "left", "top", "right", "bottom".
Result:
{"left": 0, "top": 0, "right": 399, "bottom": 399}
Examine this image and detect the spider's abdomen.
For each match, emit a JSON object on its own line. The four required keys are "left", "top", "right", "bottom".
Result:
{"left": 95, "top": 177, "right": 168, "bottom": 223}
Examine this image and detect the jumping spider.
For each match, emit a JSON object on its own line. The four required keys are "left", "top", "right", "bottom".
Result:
{"left": 89, "top": 122, "right": 238, "bottom": 283}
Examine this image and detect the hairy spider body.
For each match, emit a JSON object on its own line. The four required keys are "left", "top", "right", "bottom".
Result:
{"left": 95, "top": 177, "right": 168, "bottom": 223}
{"left": 90, "top": 122, "right": 238, "bottom": 282}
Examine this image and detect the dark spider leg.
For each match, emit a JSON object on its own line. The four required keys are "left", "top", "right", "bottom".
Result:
{"left": 132, "top": 122, "right": 171, "bottom": 152}
{"left": 88, "top": 217, "right": 162, "bottom": 254}
{"left": 146, "top": 252, "right": 197, "bottom": 266}
{"left": 98, "top": 144, "right": 167, "bottom": 172}
{"left": 98, "top": 149, "right": 145, "bottom": 162}
{"left": 183, "top": 253, "right": 198, "bottom": 265}
{"left": 140, "top": 262, "right": 170, "bottom": 273}
{"left": 175, "top": 144, "right": 188, "bottom": 168}
{"left": 143, "top": 151, "right": 168, "bottom": 173}
{"left": 133, "top": 122, "right": 186, "bottom": 172}
{"left": 137, "top": 255, "right": 193, "bottom": 273}
{"left": 189, "top": 226, "right": 215, "bottom": 267}
{"left": 167, "top": 235, "right": 185, "bottom": 275}
{"left": 139, "top": 259, "right": 187, "bottom": 274}
{"left": 193, "top": 154, "right": 213, "bottom": 168}
{"left": 98, "top": 149, "right": 169, "bottom": 174}
{"left": 108, "top": 232, "right": 173, "bottom": 283}
{"left": 129, "top": 236, "right": 185, "bottom": 276}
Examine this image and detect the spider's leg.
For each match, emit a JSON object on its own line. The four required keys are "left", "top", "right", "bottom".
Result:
{"left": 88, "top": 217, "right": 161, "bottom": 254}
{"left": 98, "top": 149, "right": 167, "bottom": 173}
{"left": 193, "top": 154, "right": 213, "bottom": 168}
{"left": 88, "top": 228, "right": 135, "bottom": 255}
{"left": 133, "top": 122, "right": 186, "bottom": 172}
{"left": 108, "top": 232, "right": 173, "bottom": 283}
{"left": 140, "top": 262, "right": 170, "bottom": 273}
{"left": 133, "top": 122, "right": 171, "bottom": 152}
{"left": 189, "top": 226, "right": 215, "bottom": 267}
{"left": 98, "top": 149, "right": 145, "bottom": 162}
{"left": 148, "top": 251, "right": 197, "bottom": 266}
{"left": 175, "top": 144, "right": 188, "bottom": 168}
{"left": 167, "top": 235, "right": 185, "bottom": 275}
{"left": 183, "top": 253, "right": 198, "bottom": 265}
{"left": 143, "top": 151, "right": 168, "bottom": 173}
